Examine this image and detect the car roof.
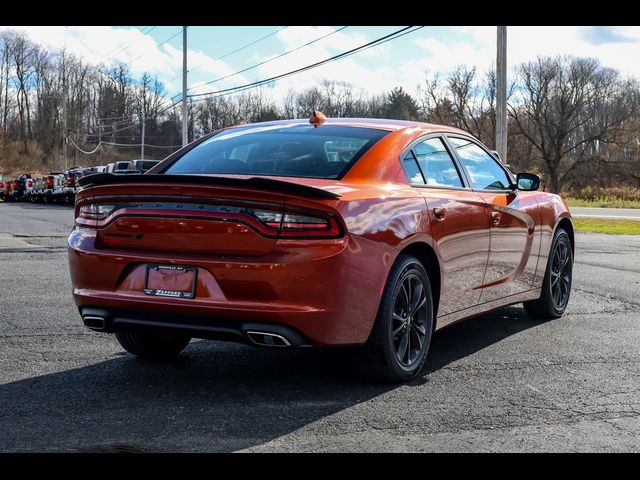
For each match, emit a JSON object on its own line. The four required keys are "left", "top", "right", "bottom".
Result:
{"left": 226, "top": 117, "right": 471, "bottom": 135}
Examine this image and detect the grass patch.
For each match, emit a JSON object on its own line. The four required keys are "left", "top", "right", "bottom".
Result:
{"left": 565, "top": 197, "right": 640, "bottom": 209}
{"left": 573, "top": 217, "right": 640, "bottom": 235}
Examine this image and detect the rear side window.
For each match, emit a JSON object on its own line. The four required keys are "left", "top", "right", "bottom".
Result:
{"left": 164, "top": 124, "right": 389, "bottom": 179}
{"left": 402, "top": 137, "right": 463, "bottom": 188}
{"left": 447, "top": 136, "right": 511, "bottom": 190}
{"left": 402, "top": 152, "right": 424, "bottom": 184}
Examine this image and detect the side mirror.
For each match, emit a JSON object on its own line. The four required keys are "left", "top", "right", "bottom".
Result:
{"left": 516, "top": 173, "right": 541, "bottom": 191}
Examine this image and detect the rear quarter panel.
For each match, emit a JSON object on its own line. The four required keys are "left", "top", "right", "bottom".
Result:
{"left": 332, "top": 183, "right": 434, "bottom": 338}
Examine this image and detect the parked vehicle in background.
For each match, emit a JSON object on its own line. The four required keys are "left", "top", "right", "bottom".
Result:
{"left": 1, "top": 165, "right": 139, "bottom": 203}
{"left": 6, "top": 179, "right": 14, "bottom": 200}
{"left": 4, "top": 174, "right": 31, "bottom": 201}
{"left": 22, "top": 175, "right": 34, "bottom": 200}
{"left": 106, "top": 161, "right": 130, "bottom": 173}
{"left": 42, "top": 173, "right": 63, "bottom": 203}
{"left": 3, "top": 180, "right": 11, "bottom": 200}
{"left": 29, "top": 176, "right": 42, "bottom": 202}
{"left": 128, "top": 160, "right": 160, "bottom": 173}
{"left": 59, "top": 170, "right": 78, "bottom": 204}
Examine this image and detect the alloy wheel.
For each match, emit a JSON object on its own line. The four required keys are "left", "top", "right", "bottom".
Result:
{"left": 392, "top": 273, "right": 429, "bottom": 367}
{"left": 550, "top": 236, "right": 572, "bottom": 310}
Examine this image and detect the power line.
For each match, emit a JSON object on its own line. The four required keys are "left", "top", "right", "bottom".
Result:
{"left": 188, "top": 26, "right": 424, "bottom": 102}
{"left": 99, "top": 26, "right": 156, "bottom": 64}
{"left": 94, "top": 91, "right": 179, "bottom": 124}
{"left": 67, "top": 137, "right": 103, "bottom": 155}
{"left": 91, "top": 27, "right": 186, "bottom": 123}
{"left": 164, "top": 26, "right": 290, "bottom": 86}
{"left": 187, "top": 26, "right": 349, "bottom": 93}
{"left": 72, "top": 27, "right": 422, "bottom": 141}
{"left": 91, "top": 27, "right": 182, "bottom": 119}
{"left": 209, "top": 25, "right": 289, "bottom": 63}
{"left": 125, "top": 28, "right": 182, "bottom": 66}
{"left": 103, "top": 26, "right": 420, "bottom": 120}
{"left": 105, "top": 141, "right": 182, "bottom": 148}
{"left": 156, "top": 97, "right": 184, "bottom": 117}
{"left": 99, "top": 26, "right": 150, "bottom": 61}
{"left": 68, "top": 136, "right": 182, "bottom": 155}
{"left": 100, "top": 26, "right": 291, "bottom": 114}
{"left": 70, "top": 122, "right": 136, "bottom": 138}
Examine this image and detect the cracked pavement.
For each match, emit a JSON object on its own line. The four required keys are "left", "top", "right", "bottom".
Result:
{"left": 0, "top": 201, "right": 639, "bottom": 452}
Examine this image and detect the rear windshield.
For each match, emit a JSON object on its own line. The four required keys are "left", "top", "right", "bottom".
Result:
{"left": 163, "top": 124, "right": 389, "bottom": 179}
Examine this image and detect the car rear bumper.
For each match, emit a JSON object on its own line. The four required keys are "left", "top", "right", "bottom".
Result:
{"left": 68, "top": 227, "right": 393, "bottom": 347}
{"left": 79, "top": 306, "right": 312, "bottom": 347}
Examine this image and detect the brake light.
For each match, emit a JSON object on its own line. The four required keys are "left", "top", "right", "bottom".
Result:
{"left": 75, "top": 202, "right": 343, "bottom": 238}
{"left": 46, "top": 178, "right": 54, "bottom": 188}
{"left": 253, "top": 208, "right": 341, "bottom": 238}
{"left": 78, "top": 204, "right": 116, "bottom": 225}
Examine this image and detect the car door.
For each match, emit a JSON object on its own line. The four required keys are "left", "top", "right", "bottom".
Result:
{"left": 445, "top": 135, "right": 537, "bottom": 303}
{"left": 401, "top": 135, "right": 491, "bottom": 318}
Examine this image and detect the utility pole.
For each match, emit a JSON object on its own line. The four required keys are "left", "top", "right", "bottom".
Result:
{"left": 62, "top": 82, "right": 68, "bottom": 171}
{"left": 141, "top": 117, "right": 145, "bottom": 159}
{"left": 182, "top": 26, "right": 188, "bottom": 147}
{"left": 496, "top": 26, "right": 507, "bottom": 164}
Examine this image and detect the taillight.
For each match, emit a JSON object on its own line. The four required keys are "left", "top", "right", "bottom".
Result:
{"left": 46, "top": 178, "right": 54, "bottom": 188}
{"left": 13, "top": 180, "right": 20, "bottom": 189}
{"left": 75, "top": 201, "right": 343, "bottom": 239}
{"left": 67, "top": 176, "right": 75, "bottom": 187}
{"left": 77, "top": 204, "right": 116, "bottom": 226}
{"left": 27, "top": 180, "right": 33, "bottom": 188}
{"left": 253, "top": 208, "right": 342, "bottom": 239}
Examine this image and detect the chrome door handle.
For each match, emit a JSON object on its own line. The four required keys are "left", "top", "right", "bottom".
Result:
{"left": 491, "top": 211, "right": 501, "bottom": 225}
{"left": 433, "top": 207, "right": 446, "bottom": 220}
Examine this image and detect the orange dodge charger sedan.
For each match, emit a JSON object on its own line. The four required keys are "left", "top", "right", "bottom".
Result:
{"left": 68, "top": 117, "right": 574, "bottom": 382}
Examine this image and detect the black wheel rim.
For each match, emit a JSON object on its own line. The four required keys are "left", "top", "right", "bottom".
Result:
{"left": 550, "top": 237, "right": 571, "bottom": 310}
{"left": 392, "top": 273, "right": 429, "bottom": 367}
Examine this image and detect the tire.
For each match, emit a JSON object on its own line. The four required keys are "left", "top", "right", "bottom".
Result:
{"left": 524, "top": 227, "right": 573, "bottom": 319}
{"left": 355, "top": 254, "right": 434, "bottom": 383}
{"left": 115, "top": 331, "right": 191, "bottom": 358}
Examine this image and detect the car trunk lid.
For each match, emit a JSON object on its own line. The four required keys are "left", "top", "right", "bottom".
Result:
{"left": 76, "top": 174, "right": 342, "bottom": 256}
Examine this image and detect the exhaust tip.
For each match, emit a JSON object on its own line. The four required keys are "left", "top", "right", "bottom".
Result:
{"left": 246, "top": 331, "right": 291, "bottom": 348}
{"left": 83, "top": 315, "right": 106, "bottom": 330}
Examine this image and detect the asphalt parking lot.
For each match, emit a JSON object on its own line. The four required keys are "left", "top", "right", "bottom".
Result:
{"left": 1, "top": 201, "right": 639, "bottom": 452}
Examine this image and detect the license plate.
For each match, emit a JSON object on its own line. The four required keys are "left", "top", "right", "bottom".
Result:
{"left": 144, "top": 265, "right": 197, "bottom": 299}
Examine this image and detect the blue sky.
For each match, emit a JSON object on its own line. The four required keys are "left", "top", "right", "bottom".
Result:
{"left": 3, "top": 26, "right": 640, "bottom": 102}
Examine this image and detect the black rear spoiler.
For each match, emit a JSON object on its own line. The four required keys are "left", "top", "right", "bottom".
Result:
{"left": 77, "top": 173, "right": 341, "bottom": 200}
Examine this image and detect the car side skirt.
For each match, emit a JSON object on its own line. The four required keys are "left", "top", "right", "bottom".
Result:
{"left": 436, "top": 288, "right": 542, "bottom": 330}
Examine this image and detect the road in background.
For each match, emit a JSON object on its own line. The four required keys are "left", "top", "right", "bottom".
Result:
{"left": 570, "top": 207, "right": 640, "bottom": 220}
{"left": 1, "top": 202, "right": 639, "bottom": 452}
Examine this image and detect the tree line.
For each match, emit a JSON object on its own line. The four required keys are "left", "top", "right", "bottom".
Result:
{"left": 1, "top": 29, "right": 639, "bottom": 194}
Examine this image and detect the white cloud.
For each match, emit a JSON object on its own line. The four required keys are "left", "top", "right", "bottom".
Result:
{"left": 508, "top": 26, "right": 640, "bottom": 78}
{"left": 413, "top": 26, "right": 640, "bottom": 80}
{"left": 0, "top": 26, "right": 244, "bottom": 94}
{"left": 3, "top": 25, "right": 640, "bottom": 107}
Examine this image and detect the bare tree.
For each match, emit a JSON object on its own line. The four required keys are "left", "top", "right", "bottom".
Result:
{"left": 10, "top": 32, "right": 36, "bottom": 153}
{"left": 509, "top": 56, "right": 640, "bottom": 193}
